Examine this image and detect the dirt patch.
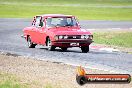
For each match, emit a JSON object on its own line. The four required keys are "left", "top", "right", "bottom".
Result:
{"left": 0, "top": 54, "right": 131, "bottom": 88}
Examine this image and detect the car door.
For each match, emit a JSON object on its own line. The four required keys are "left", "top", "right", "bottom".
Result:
{"left": 28, "top": 17, "right": 38, "bottom": 44}
{"left": 31, "top": 16, "right": 40, "bottom": 44}
{"left": 36, "top": 17, "right": 47, "bottom": 45}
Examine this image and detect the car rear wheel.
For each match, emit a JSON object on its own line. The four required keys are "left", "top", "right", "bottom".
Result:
{"left": 47, "top": 38, "right": 55, "bottom": 51}
{"left": 27, "top": 36, "right": 36, "bottom": 48}
{"left": 61, "top": 47, "right": 68, "bottom": 51}
{"left": 81, "top": 46, "right": 89, "bottom": 53}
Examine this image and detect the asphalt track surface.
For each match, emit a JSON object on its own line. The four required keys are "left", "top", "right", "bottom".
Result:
{"left": 80, "top": 21, "right": 132, "bottom": 30}
{"left": 0, "top": 18, "right": 132, "bottom": 73}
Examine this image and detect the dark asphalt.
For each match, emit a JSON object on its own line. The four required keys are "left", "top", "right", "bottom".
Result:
{"left": 0, "top": 18, "right": 132, "bottom": 73}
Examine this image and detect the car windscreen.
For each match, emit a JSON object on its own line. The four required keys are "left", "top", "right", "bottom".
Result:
{"left": 46, "top": 17, "right": 78, "bottom": 27}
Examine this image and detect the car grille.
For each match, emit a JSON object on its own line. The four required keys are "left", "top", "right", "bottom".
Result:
{"left": 68, "top": 35, "right": 81, "bottom": 39}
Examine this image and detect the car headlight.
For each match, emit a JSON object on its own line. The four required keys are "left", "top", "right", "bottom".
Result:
{"left": 54, "top": 36, "right": 59, "bottom": 40}
{"left": 55, "top": 35, "right": 68, "bottom": 40}
{"left": 85, "top": 35, "right": 89, "bottom": 39}
{"left": 81, "top": 35, "right": 91, "bottom": 39}
{"left": 64, "top": 35, "right": 68, "bottom": 39}
{"left": 59, "top": 35, "right": 63, "bottom": 39}
{"left": 89, "top": 35, "right": 93, "bottom": 39}
{"left": 81, "top": 35, "right": 85, "bottom": 39}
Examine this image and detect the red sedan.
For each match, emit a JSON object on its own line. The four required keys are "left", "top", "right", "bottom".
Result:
{"left": 22, "top": 14, "right": 93, "bottom": 53}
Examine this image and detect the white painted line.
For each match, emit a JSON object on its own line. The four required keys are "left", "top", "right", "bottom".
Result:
{"left": 111, "top": 28, "right": 121, "bottom": 30}
{"left": 99, "top": 48, "right": 119, "bottom": 52}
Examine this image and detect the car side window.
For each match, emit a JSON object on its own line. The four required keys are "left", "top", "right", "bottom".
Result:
{"left": 35, "top": 16, "right": 43, "bottom": 27}
{"left": 67, "top": 17, "right": 78, "bottom": 26}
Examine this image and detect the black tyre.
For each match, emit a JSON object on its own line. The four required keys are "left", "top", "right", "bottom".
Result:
{"left": 61, "top": 47, "right": 67, "bottom": 51}
{"left": 81, "top": 46, "right": 89, "bottom": 53}
{"left": 76, "top": 75, "right": 87, "bottom": 85}
{"left": 47, "top": 38, "right": 55, "bottom": 51}
{"left": 27, "top": 36, "right": 36, "bottom": 48}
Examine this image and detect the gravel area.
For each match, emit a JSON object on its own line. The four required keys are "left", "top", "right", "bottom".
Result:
{"left": 0, "top": 54, "right": 131, "bottom": 88}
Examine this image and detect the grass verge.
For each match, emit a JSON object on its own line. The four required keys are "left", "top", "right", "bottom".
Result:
{"left": 0, "top": 71, "right": 55, "bottom": 88}
{"left": 0, "top": 0, "right": 132, "bottom": 20}
{"left": 93, "top": 31, "right": 132, "bottom": 48}
{"left": 0, "top": 72, "right": 29, "bottom": 88}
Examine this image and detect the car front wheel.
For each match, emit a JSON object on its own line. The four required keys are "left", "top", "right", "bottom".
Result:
{"left": 81, "top": 46, "right": 89, "bottom": 53}
{"left": 47, "top": 38, "right": 55, "bottom": 51}
{"left": 27, "top": 36, "right": 36, "bottom": 48}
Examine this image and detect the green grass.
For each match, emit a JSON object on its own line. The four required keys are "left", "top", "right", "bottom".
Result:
{"left": 94, "top": 32, "right": 132, "bottom": 48}
{"left": 0, "top": 72, "right": 29, "bottom": 88}
{"left": 0, "top": 0, "right": 132, "bottom": 20}
{"left": 0, "top": 72, "right": 59, "bottom": 88}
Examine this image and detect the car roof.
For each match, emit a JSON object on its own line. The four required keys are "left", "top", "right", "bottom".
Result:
{"left": 37, "top": 14, "right": 74, "bottom": 18}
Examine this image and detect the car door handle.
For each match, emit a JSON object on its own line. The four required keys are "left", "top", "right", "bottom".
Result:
{"left": 39, "top": 31, "right": 45, "bottom": 33}
{"left": 40, "top": 32, "right": 44, "bottom": 33}
{"left": 40, "top": 31, "right": 46, "bottom": 33}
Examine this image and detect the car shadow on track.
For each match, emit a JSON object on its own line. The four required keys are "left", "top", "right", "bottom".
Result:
{"left": 39, "top": 47, "right": 82, "bottom": 53}
{"left": 39, "top": 47, "right": 118, "bottom": 55}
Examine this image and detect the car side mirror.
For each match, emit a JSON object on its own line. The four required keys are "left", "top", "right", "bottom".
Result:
{"left": 78, "top": 24, "right": 81, "bottom": 28}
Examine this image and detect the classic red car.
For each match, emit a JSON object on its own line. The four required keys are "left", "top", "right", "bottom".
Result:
{"left": 22, "top": 14, "right": 93, "bottom": 53}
